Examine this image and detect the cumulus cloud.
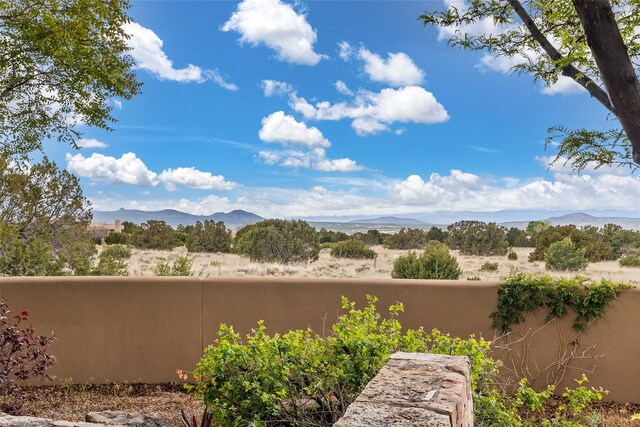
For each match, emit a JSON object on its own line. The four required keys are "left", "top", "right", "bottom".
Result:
{"left": 66, "top": 152, "right": 159, "bottom": 186}
{"left": 258, "top": 148, "right": 362, "bottom": 172}
{"left": 158, "top": 167, "right": 238, "bottom": 191}
{"left": 123, "top": 22, "right": 238, "bottom": 90}
{"left": 113, "top": 100, "right": 123, "bottom": 109}
{"left": 66, "top": 152, "right": 237, "bottom": 190}
{"left": 77, "top": 138, "right": 108, "bottom": 149}
{"left": 222, "top": 0, "right": 323, "bottom": 65}
{"left": 357, "top": 48, "right": 424, "bottom": 86}
{"left": 335, "top": 80, "right": 353, "bottom": 96}
{"left": 290, "top": 86, "right": 449, "bottom": 135}
{"left": 338, "top": 41, "right": 353, "bottom": 61}
{"left": 262, "top": 79, "right": 293, "bottom": 97}
{"left": 259, "top": 111, "right": 330, "bottom": 148}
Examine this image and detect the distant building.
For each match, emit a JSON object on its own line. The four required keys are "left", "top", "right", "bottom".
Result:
{"left": 90, "top": 219, "right": 123, "bottom": 240}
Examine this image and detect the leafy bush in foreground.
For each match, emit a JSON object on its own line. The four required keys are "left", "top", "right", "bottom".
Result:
{"left": 330, "top": 239, "right": 377, "bottom": 259}
{"left": 0, "top": 299, "right": 56, "bottom": 415}
{"left": 92, "top": 244, "right": 131, "bottom": 276}
{"left": 391, "top": 241, "right": 461, "bottom": 279}
{"left": 155, "top": 256, "right": 193, "bottom": 276}
{"left": 192, "top": 296, "right": 605, "bottom": 427}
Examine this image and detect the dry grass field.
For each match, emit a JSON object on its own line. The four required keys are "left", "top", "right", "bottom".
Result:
{"left": 114, "top": 246, "right": 640, "bottom": 283}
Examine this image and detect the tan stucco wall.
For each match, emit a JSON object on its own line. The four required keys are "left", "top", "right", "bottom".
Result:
{"left": 0, "top": 277, "right": 638, "bottom": 402}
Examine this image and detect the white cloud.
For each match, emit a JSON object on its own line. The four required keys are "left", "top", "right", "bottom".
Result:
{"left": 291, "top": 86, "right": 449, "bottom": 135}
{"left": 535, "top": 155, "right": 628, "bottom": 176}
{"left": 113, "top": 100, "right": 123, "bottom": 109}
{"left": 338, "top": 41, "right": 353, "bottom": 61}
{"left": 123, "top": 22, "right": 238, "bottom": 90}
{"left": 262, "top": 79, "right": 293, "bottom": 97}
{"left": 314, "top": 157, "right": 362, "bottom": 172}
{"left": 158, "top": 167, "right": 238, "bottom": 191}
{"left": 259, "top": 111, "right": 330, "bottom": 148}
{"left": 66, "top": 152, "right": 237, "bottom": 190}
{"left": 540, "top": 76, "right": 585, "bottom": 95}
{"left": 66, "top": 152, "right": 159, "bottom": 186}
{"left": 77, "top": 138, "right": 108, "bottom": 149}
{"left": 222, "top": 0, "right": 323, "bottom": 66}
{"left": 206, "top": 70, "right": 239, "bottom": 91}
{"left": 335, "top": 80, "right": 353, "bottom": 96}
{"left": 357, "top": 48, "right": 424, "bottom": 86}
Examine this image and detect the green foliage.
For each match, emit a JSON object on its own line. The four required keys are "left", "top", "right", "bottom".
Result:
{"left": 104, "top": 232, "right": 130, "bottom": 245}
{"left": 529, "top": 225, "right": 614, "bottom": 263}
{"left": 0, "top": 0, "right": 140, "bottom": 158}
{"left": 425, "top": 226, "right": 448, "bottom": 243}
{"left": 383, "top": 227, "right": 429, "bottom": 249}
{"left": 419, "top": 1, "right": 640, "bottom": 170}
{"left": 330, "top": 239, "right": 377, "bottom": 259}
{"left": 391, "top": 241, "right": 462, "bottom": 280}
{"left": 446, "top": 221, "right": 509, "bottom": 256}
{"left": 506, "top": 227, "right": 526, "bottom": 247}
{"left": 91, "top": 244, "right": 131, "bottom": 276}
{"left": 130, "top": 220, "right": 179, "bottom": 250}
{"left": 154, "top": 256, "right": 193, "bottom": 276}
{"left": 0, "top": 157, "right": 95, "bottom": 276}
{"left": 490, "top": 273, "right": 629, "bottom": 333}
{"left": 317, "top": 228, "right": 349, "bottom": 244}
{"left": 234, "top": 219, "right": 319, "bottom": 264}
{"left": 619, "top": 254, "right": 640, "bottom": 267}
{"left": 480, "top": 262, "right": 499, "bottom": 272}
{"left": 186, "top": 220, "right": 232, "bottom": 253}
{"left": 508, "top": 250, "right": 518, "bottom": 260}
{"left": 100, "top": 244, "right": 131, "bottom": 260}
{"left": 350, "top": 229, "right": 385, "bottom": 245}
{"left": 545, "top": 238, "right": 588, "bottom": 271}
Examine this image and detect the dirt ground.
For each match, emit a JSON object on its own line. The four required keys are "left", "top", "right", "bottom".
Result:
{"left": 118, "top": 246, "right": 640, "bottom": 283}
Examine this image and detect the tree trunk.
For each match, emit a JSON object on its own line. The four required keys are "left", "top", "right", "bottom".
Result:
{"left": 572, "top": 0, "right": 640, "bottom": 164}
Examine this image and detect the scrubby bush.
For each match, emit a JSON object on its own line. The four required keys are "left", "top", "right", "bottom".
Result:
{"left": 479, "top": 262, "right": 498, "bottom": 272}
{"left": 544, "top": 238, "right": 588, "bottom": 271}
{"left": 0, "top": 299, "right": 56, "bottom": 414}
{"left": 192, "top": 296, "right": 606, "bottom": 427}
{"left": 446, "top": 221, "right": 509, "bottom": 256}
{"left": 619, "top": 254, "right": 640, "bottom": 267}
{"left": 234, "top": 219, "right": 319, "bottom": 264}
{"left": 155, "top": 255, "right": 193, "bottom": 276}
{"left": 529, "top": 225, "right": 614, "bottom": 262}
{"left": 351, "top": 229, "right": 385, "bottom": 245}
{"left": 507, "top": 250, "right": 518, "bottom": 260}
{"left": 391, "top": 241, "right": 461, "bottom": 280}
{"left": 186, "top": 220, "right": 232, "bottom": 253}
{"left": 130, "top": 220, "right": 179, "bottom": 250}
{"left": 104, "top": 232, "right": 130, "bottom": 245}
{"left": 330, "top": 239, "right": 377, "bottom": 259}
{"left": 91, "top": 244, "right": 131, "bottom": 276}
{"left": 425, "top": 226, "right": 448, "bottom": 243}
{"left": 383, "top": 228, "right": 429, "bottom": 249}
{"left": 317, "top": 228, "right": 349, "bottom": 244}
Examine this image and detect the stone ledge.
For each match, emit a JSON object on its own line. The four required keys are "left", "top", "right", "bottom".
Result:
{"left": 334, "top": 352, "right": 473, "bottom": 427}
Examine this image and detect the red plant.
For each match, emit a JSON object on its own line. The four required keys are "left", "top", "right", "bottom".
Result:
{"left": 0, "top": 298, "right": 56, "bottom": 414}
{"left": 181, "top": 407, "right": 213, "bottom": 427}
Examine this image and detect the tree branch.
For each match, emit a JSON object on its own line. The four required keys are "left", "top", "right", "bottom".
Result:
{"left": 506, "top": 0, "right": 615, "bottom": 114}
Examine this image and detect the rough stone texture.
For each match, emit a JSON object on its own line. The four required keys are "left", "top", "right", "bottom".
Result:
{"left": 0, "top": 412, "right": 169, "bottom": 427}
{"left": 0, "top": 413, "right": 116, "bottom": 427}
{"left": 334, "top": 352, "right": 473, "bottom": 427}
{"left": 85, "top": 412, "right": 169, "bottom": 427}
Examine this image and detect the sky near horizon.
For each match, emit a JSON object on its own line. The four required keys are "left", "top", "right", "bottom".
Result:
{"left": 45, "top": 0, "right": 640, "bottom": 220}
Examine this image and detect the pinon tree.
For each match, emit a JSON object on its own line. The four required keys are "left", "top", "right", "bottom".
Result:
{"left": 420, "top": 0, "right": 640, "bottom": 170}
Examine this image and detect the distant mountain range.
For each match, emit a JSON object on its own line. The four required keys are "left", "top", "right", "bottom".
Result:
{"left": 347, "top": 216, "right": 429, "bottom": 225}
{"left": 93, "top": 209, "right": 640, "bottom": 231}
{"left": 92, "top": 208, "right": 263, "bottom": 229}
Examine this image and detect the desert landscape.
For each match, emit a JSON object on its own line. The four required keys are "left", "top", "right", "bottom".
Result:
{"left": 117, "top": 245, "right": 640, "bottom": 283}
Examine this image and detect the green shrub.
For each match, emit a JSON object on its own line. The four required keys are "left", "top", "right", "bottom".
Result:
{"left": 446, "top": 220, "right": 509, "bottom": 256}
{"left": 544, "top": 238, "right": 588, "bottom": 271}
{"left": 192, "top": 296, "right": 605, "bottom": 427}
{"left": 130, "top": 220, "right": 179, "bottom": 250}
{"left": 507, "top": 250, "right": 518, "bottom": 260}
{"left": 319, "top": 242, "right": 335, "bottom": 250}
{"left": 479, "top": 262, "right": 498, "bottom": 272}
{"left": 330, "top": 239, "right": 377, "bottom": 259}
{"left": 391, "top": 241, "right": 461, "bottom": 279}
{"left": 104, "top": 232, "right": 130, "bottom": 245}
{"left": 154, "top": 256, "right": 193, "bottom": 276}
{"left": 234, "top": 219, "right": 319, "bottom": 264}
{"left": 619, "top": 254, "right": 640, "bottom": 267}
{"left": 100, "top": 244, "right": 131, "bottom": 260}
{"left": 383, "top": 228, "right": 429, "bottom": 249}
{"left": 186, "top": 220, "right": 232, "bottom": 253}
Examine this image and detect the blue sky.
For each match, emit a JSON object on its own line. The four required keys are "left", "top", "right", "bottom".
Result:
{"left": 45, "top": 0, "right": 640, "bottom": 220}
